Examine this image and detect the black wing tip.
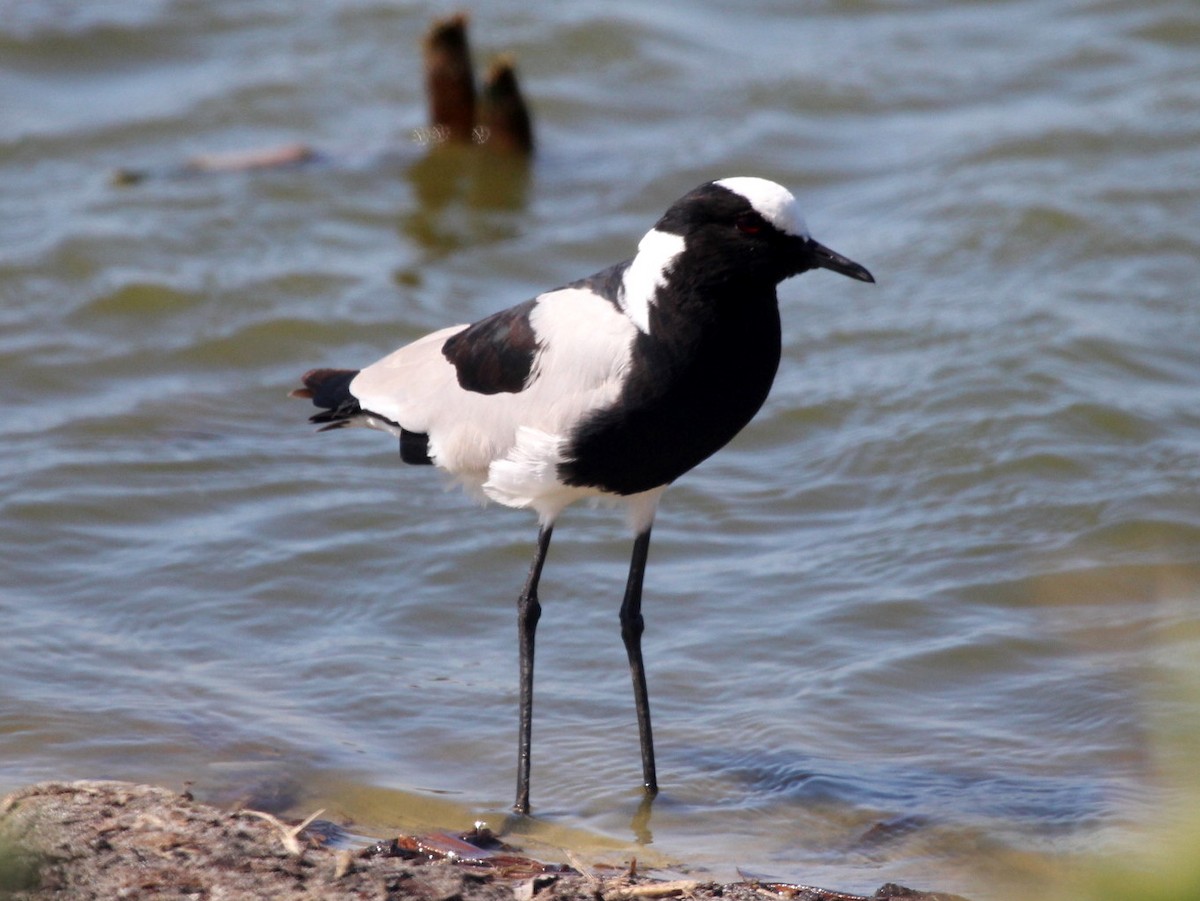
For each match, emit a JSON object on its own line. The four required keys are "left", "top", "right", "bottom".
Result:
{"left": 293, "top": 367, "right": 363, "bottom": 428}
{"left": 293, "top": 367, "right": 359, "bottom": 401}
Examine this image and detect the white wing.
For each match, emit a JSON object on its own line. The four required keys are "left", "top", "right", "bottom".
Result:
{"left": 350, "top": 287, "right": 639, "bottom": 514}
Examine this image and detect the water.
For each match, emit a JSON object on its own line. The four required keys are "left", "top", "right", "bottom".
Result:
{"left": 2, "top": 0, "right": 1198, "bottom": 896}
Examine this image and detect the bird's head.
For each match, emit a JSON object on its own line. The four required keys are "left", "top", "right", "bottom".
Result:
{"left": 652, "top": 176, "right": 875, "bottom": 287}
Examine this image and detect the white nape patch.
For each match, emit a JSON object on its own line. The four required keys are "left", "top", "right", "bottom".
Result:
{"left": 619, "top": 228, "right": 685, "bottom": 334}
{"left": 715, "top": 176, "right": 809, "bottom": 238}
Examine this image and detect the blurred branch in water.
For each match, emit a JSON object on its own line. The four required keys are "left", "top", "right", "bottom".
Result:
{"left": 111, "top": 12, "right": 534, "bottom": 186}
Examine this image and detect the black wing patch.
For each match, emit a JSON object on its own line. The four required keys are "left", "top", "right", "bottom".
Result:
{"left": 568, "top": 260, "right": 631, "bottom": 310}
{"left": 441, "top": 299, "right": 540, "bottom": 395}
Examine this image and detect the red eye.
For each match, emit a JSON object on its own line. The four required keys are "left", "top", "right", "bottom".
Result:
{"left": 736, "top": 215, "right": 763, "bottom": 235}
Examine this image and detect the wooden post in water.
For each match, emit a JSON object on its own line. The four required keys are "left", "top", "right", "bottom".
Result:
{"left": 423, "top": 14, "right": 477, "bottom": 145}
{"left": 423, "top": 14, "right": 534, "bottom": 156}
{"left": 481, "top": 56, "right": 535, "bottom": 156}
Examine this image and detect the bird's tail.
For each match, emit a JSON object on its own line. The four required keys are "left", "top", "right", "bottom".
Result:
{"left": 290, "top": 368, "right": 363, "bottom": 431}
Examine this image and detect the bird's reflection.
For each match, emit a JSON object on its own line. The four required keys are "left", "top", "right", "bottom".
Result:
{"left": 630, "top": 789, "right": 656, "bottom": 846}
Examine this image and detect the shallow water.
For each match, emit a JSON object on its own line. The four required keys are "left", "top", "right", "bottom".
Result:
{"left": 2, "top": 1, "right": 1199, "bottom": 896}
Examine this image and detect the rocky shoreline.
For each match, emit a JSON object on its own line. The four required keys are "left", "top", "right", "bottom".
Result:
{"left": 0, "top": 781, "right": 968, "bottom": 901}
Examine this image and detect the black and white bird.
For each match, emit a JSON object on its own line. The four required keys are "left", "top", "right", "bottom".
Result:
{"left": 293, "top": 177, "right": 873, "bottom": 814}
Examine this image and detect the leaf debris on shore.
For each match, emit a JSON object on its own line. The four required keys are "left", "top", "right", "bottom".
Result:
{"left": 0, "top": 781, "right": 968, "bottom": 901}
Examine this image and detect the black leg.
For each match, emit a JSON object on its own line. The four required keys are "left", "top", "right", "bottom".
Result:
{"left": 620, "top": 528, "right": 658, "bottom": 796}
{"left": 514, "top": 523, "right": 553, "bottom": 815}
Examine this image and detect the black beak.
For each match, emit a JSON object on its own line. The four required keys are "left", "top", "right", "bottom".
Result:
{"left": 808, "top": 238, "right": 875, "bottom": 283}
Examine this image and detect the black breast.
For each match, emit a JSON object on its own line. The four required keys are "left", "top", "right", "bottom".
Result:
{"left": 558, "top": 291, "right": 782, "bottom": 496}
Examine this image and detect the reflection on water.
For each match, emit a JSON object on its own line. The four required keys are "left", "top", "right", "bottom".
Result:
{"left": 2, "top": 1, "right": 1199, "bottom": 897}
{"left": 402, "top": 146, "right": 533, "bottom": 257}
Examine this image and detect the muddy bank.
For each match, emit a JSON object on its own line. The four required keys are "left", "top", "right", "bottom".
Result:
{"left": 0, "top": 781, "right": 967, "bottom": 901}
